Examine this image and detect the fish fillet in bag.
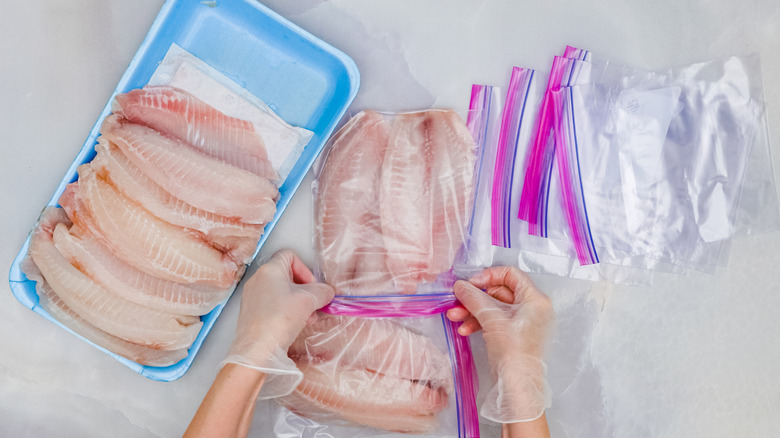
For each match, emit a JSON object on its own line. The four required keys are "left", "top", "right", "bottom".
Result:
{"left": 314, "top": 109, "right": 477, "bottom": 294}
{"left": 274, "top": 108, "right": 480, "bottom": 435}
{"left": 273, "top": 293, "right": 479, "bottom": 437}
{"left": 314, "top": 110, "right": 394, "bottom": 294}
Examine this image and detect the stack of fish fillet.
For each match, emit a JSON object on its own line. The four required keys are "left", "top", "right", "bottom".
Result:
{"left": 279, "top": 110, "right": 475, "bottom": 433}
{"left": 315, "top": 109, "right": 476, "bottom": 294}
{"left": 22, "top": 86, "right": 278, "bottom": 367}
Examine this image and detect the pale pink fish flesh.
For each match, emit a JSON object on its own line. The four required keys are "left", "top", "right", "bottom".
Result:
{"left": 379, "top": 112, "right": 431, "bottom": 292}
{"left": 53, "top": 223, "right": 233, "bottom": 316}
{"left": 281, "top": 363, "right": 448, "bottom": 434}
{"left": 427, "top": 109, "right": 476, "bottom": 275}
{"left": 26, "top": 208, "right": 203, "bottom": 350}
{"left": 315, "top": 110, "right": 394, "bottom": 294}
{"left": 59, "top": 165, "right": 241, "bottom": 288}
{"left": 379, "top": 110, "right": 475, "bottom": 292}
{"left": 281, "top": 313, "right": 452, "bottom": 433}
{"left": 101, "top": 115, "right": 277, "bottom": 224}
{"left": 91, "top": 139, "right": 262, "bottom": 264}
{"left": 114, "top": 85, "right": 278, "bottom": 180}
{"left": 21, "top": 238, "right": 188, "bottom": 366}
{"left": 289, "top": 313, "right": 453, "bottom": 387}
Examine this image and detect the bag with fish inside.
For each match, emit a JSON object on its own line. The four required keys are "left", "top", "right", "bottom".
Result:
{"left": 258, "top": 109, "right": 480, "bottom": 436}
{"left": 313, "top": 109, "right": 478, "bottom": 295}
{"left": 268, "top": 293, "right": 479, "bottom": 437}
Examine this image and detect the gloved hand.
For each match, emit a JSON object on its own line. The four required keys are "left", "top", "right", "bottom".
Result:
{"left": 221, "top": 249, "right": 335, "bottom": 399}
{"left": 446, "top": 266, "right": 554, "bottom": 423}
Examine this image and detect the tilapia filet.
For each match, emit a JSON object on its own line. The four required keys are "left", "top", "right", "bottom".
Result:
{"left": 22, "top": 86, "right": 281, "bottom": 366}
{"left": 282, "top": 313, "right": 453, "bottom": 434}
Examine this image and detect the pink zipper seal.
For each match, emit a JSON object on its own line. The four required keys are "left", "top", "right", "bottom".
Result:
{"left": 320, "top": 293, "right": 459, "bottom": 318}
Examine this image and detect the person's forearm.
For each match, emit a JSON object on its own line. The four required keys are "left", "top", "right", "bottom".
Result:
{"left": 502, "top": 413, "right": 550, "bottom": 438}
{"left": 184, "top": 364, "right": 266, "bottom": 438}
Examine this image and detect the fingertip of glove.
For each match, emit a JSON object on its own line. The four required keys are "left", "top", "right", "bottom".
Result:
{"left": 306, "top": 282, "right": 336, "bottom": 309}
{"left": 453, "top": 279, "right": 479, "bottom": 296}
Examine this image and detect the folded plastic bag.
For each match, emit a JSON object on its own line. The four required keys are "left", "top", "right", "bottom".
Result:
{"left": 463, "top": 84, "right": 503, "bottom": 269}
{"left": 518, "top": 47, "right": 591, "bottom": 237}
{"left": 271, "top": 293, "right": 479, "bottom": 437}
{"left": 313, "top": 109, "right": 477, "bottom": 294}
{"left": 547, "top": 54, "right": 772, "bottom": 271}
{"left": 660, "top": 54, "right": 779, "bottom": 269}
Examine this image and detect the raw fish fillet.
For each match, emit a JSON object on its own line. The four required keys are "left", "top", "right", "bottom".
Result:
{"left": 38, "top": 281, "right": 188, "bottom": 366}
{"left": 315, "top": 110, "right": 394, "bottom": 294}
{"left": 60, "top": 165, "right": 240, "bottom": 288}
{"left": 283, "top": 313, "right": 452, "bottom": 433}
{"left": 284, "top": 110, "right": 474, "bottom": 432}
{"left": 91, "top": 139, "right": 262, "bottom": 264}
{"left": 289, "top": 313, "right": 452, "bottom": 386}
{"left": 26, "top": 208, "right": 203, "bottom": 350}
{"left": 380, "top": 110, "right": 475, "bottom": 292}
{"left": 53, "top": 223, "right": 232, "bottom": 316}
{"left": 21, "top": 233, "right": 187, "bottom": 366}
{"left": 283, "top": 362, "right": 448, "bottom": 434}
{"left": 101, "top": 115, "right": 278, "bottom": 224}
{"left": 114, "top": 86, "right": 278, "bottom": 180}
{"left": 427, "top": 110, "right": 476, "bottom": 275}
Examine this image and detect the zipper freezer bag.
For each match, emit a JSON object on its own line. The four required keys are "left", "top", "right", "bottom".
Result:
{"left": 546, "top": 54, "right": 772, "bottom": 271}
{"left": 313, "top": 109, "right": 477, "bottom": 295}
{"left": 518, "top": 47, "right": 591, "bottom": 237}
{"left": 461, "top": 62, "right": 656, "bottom": 285}
{"left": 267, "top": 293, "right": 480, "bottom": 437}
{"left": 463, "top": 83, "right": 503, "bottom": 269}
{"left": 466, "top": 51, "right": 777, "bottom": 283}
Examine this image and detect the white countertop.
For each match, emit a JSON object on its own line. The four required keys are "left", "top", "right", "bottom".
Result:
{"left": 2, "top": 1, "right": 779, "bottom": 436}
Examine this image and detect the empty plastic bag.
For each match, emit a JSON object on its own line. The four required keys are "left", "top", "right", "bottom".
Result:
{"left": 545, "top": 54, "right": 773, "bottom": 271}
{"left": 465, "top": 49, "right": 778, "bottom": 283}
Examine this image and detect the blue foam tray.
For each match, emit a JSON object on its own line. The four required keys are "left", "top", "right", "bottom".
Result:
{"left": 7, "top": 0, "right": 359, "bottom": 382}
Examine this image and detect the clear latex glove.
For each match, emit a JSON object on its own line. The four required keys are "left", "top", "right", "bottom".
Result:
{"left": 221, "top": 249, "right": 335, "bottom": 399}
{"left": 446, "top": 266, "right": 554, "bottom": 423}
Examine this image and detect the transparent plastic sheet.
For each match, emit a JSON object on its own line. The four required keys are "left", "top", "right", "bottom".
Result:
{"left": 662, "top": 54, "right": 780, "bottom": 268}
{"left": 271, "top": 293, "right": 479, "bottom": 437}
{"left": 312, "top": 109, "right": 477, "bottom": 295}
{"left": 724, "top": 56, "right": 780, "bottom": 237}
